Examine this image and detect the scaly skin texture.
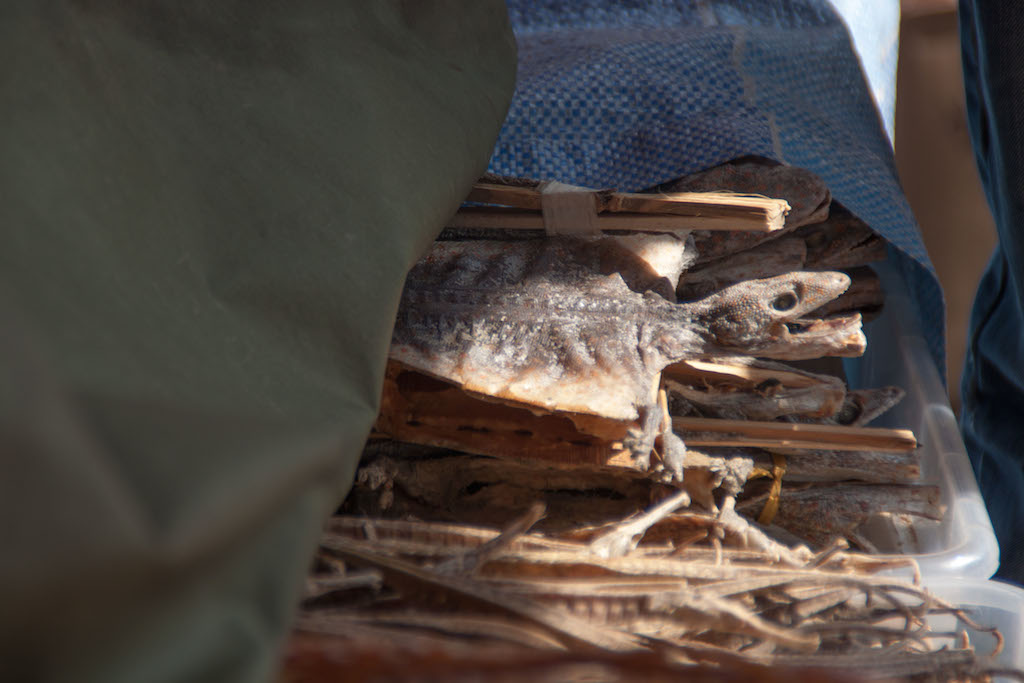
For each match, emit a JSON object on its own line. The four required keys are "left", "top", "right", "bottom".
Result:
{"left": 391, "top": 239, "right": 856, "bottom": 474}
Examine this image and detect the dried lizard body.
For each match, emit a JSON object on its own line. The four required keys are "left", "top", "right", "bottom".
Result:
{"left": 665, "top": 379, "right": 836, "bottom": 422}
{"left": 750, "top": 448, "right": 921, "bottom": 484}
{"left": 680, "top": 445, "right": 920, "bottom": 487}
{"left": 350, "top": 442, "right": 925, "bottom": 563}
{"left": 655, "top": 158, "right": 832, "bottom": 228}
{"left": 678, "top": 201, "right": 885, "bottom": 285}
{"left": 661, "top": 357, "right": 903, "bottom": 427}
{"left": 663, "top": 357, "right": 847, "bottom": 422}
{"left": 736, "top": 483, "right": 944, "bottom": 551}
{"left": 393, "top": 238, "right": 855, "bottom": 429}
{"left": 348, "top": 448, "right": 665, "bottom": 534}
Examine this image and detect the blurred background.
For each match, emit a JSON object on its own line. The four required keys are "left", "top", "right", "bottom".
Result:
{"left": 895, "top": 0, "right": 996, "bottom": 413}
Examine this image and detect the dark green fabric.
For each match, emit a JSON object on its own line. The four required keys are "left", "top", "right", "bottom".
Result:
{"left": 0, "top": 3, "right": 516, "bottom": 681}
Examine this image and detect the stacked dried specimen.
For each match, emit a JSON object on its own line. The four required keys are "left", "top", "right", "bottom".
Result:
{"left": 366, "top": 159, "right": 947, "bottom": 576}
{"left": 392, "top": 234, "right": 865, "bottom": 478}
{"left": 301, "top": 161, "right": 1014, "bottom": 677}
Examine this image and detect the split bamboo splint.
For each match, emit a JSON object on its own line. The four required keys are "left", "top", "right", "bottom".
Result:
{"left": 455, "top": 180, "right": 790, "bottom": 234}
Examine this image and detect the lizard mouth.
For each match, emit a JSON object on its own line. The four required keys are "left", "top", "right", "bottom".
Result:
{"left": 762, "top": 313, "right": 866, "bottom": 360}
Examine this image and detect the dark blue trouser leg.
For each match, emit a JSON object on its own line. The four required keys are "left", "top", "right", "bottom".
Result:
{"left": 961, "top": 248, "right": 1024, "bottom": 582}
{"left": 959, "top": 1, "right": 1024, "bottom": 583}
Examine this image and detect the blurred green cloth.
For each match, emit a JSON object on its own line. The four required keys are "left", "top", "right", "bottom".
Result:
{"left": 0, "top": 3, "right": 515, "bottom": 681}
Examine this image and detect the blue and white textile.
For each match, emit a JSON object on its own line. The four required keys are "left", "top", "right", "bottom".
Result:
{"left": 486, "top": 0, "right": 943, "bottom": 367}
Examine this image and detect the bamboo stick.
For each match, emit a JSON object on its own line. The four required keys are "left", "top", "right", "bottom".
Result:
{"left": 672, "top": 416, "right": 917, "bottom": 452}
{"left": 460, "top": 182, "right": 789, "bottom": 233}
{"left": 448, "top": 207, "right": 783, "bottom": 234}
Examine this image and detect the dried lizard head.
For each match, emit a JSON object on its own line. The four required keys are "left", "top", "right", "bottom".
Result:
{"left": 660, "top": 272, "right": 858, "bottom": 361}
{"left": 830, "top": 386, "right": 906, "bottom": 426}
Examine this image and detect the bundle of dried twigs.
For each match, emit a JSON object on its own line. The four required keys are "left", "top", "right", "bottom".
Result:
{"left": 285, "top": 501, "right": 1009, "bottom": 682}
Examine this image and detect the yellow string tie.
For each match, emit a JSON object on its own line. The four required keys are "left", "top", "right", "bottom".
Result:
{"left": 757, "top": 452, "right": 787, "bottom": 526}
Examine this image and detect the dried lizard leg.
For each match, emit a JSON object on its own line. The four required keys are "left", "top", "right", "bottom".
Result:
{"left": 655, "top": 386, "right": 689, "bottom": 481}
{"left": 587, "top": 489, "right": 692, "bottom": 559}
{"left": 434, "top": 501, "right": 547, "bottom": 576}
{"left": 714, "top": 497, "right": 812, "bottom": 567}
{"left": 650, "top": 500, "right": 811, "bottom": 566}
{"left": 622, "top": 401, "right": 663, "bottom": 472}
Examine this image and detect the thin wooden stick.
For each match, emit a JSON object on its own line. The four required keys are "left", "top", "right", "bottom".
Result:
{"left": 448, "top": 207, "right": 782, "bottom": 234}
{"left": 672, "top": 416, "right": 917, "bottom": 452}
{"left": 467, "top": 181, "right": 789, "bottom": 225}
{"left": 606, "top": 191, "right": 788, "bottom": 223}
{"left": 466, "top": 182, "right": 548, "bottom": 210}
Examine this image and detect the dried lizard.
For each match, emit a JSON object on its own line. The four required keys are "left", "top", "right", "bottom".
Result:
{"left": 392, "top": 237, "right": 858, "bottom": 478}
{"left": 736, "top": 483, "right": 943, "bottom": 550}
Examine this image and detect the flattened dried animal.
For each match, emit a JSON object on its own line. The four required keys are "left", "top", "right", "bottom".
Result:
{"left": 392, "top": 237, "right": 856, "bottom": 434}
{"left": 736, "top": 483, "right": 943, "bottom": 550}
{"left": 662, "top": 356, "right": 847, "bottom": 422}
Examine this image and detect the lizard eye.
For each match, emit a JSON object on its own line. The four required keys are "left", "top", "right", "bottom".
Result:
{"left": 836, "top": 402, "right": 862, "bottom": 425}
{"left": 772, "top": 292, "right": 799, "bottom": 311}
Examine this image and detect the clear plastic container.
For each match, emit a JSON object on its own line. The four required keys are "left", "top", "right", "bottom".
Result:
{"left": 922, "top": 577, "right": 1024, "bottom": 679}
{"left": 843, "top": 258, "right": 999, "bottom": 578}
